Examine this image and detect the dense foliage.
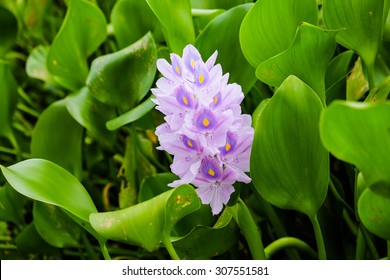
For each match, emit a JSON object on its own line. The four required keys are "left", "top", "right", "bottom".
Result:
{"left": 1, "top": 0, "right": 390, "bottom": 260}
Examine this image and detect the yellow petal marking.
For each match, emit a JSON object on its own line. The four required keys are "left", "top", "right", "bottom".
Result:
{"left": 213, "top": 95, "right": 218, "bottom": 104}
{"left": 203, "top": 118, "right": 210, "bottom": 127}
{"left": 175, "top": 65, "right": 180, "bottom": 74}
{"left": 183, "top": 96, "right": 189, "bottom": 105}
{"left": 225, "top": 143, "right": 231, "bottom": 152}
{"left": 199, "top": 74, "right": 204, "bottom": 84}
{"left": 208, "top": 168, "right": 215, "bottom": 177}
{"left": 191, "top": 59, "right": 195, "bottom": 69}
{"left": 187, "top": 139, "right": 193, "bottom": 147}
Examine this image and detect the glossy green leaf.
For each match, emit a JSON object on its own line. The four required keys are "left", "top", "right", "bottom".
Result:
{"left": 256, "top": 23, "right": 337, "bottom": 104}
{"left": 111, "top": 0, "right": 158, "bottom": 49}
{"left": 26, "top": 45, "right": 55, "bottom": 83}
{"left": 46, "top": 0, "right": 107, "bottom": 91}
{"left": 240, "top": 0, "right": 318, "bottom": 68}
{"left": 172, "top": 209, "right": 239, "bottom": 259}
{"left": 0, "top": 183, "right": 26, "bottom": 225}
{"left": 146, "top": 0, "right": 195, "bottom": 53}
{"left": 251, "top": 76, "right": 329, "bottom": 217}
{"left": 358, "top": 181, "right": 390, "bottom": 240}
{"left": 0, "top": 158, "right": 97, "bottom": 222}
{"left": 191, "top": 0, "right": 252, "bottom": 9}
{"left": 325, "top": 50, "right": 355, "bottom": 104}
{"left": 66, "top": 87, "right": 117, "bottom": 148}
{"left": 90, "top": 185, "right": 200, "bottom": 252}
{"left": 31, "top": 100, "right": 83, "bottom": 179}
{"left": 138, "top": 172, "right": 176, "bottom": 203}
{"left": 0, "top": 61, "right": 18, "bottom": 140}
{"left": 228, "top": 199, "right": 266, "bottom": 259}
{"left": 195, "top": 4, "right": 256, "bottom": 93}
{"left": 320, "top": 101, "right": 390, "bottom": 185}
{"left": 323, "top": 0, "right": 389, "bottom": 87}
{"left": 0, "top": 6, "right": 17, "bottom": 57}
{"left": 106, "top": 96, "right": 155, "bottom": 131}
{"left": 87, "top": 32, "right": 157, "bottom": 110}
{"left": 33, "top": 201, "right": 82, "bottom": 248}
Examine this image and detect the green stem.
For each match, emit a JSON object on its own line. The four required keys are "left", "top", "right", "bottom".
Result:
{"left": 163, "top": 238, "right": 180, "bottom": 260}
{"left": 388, "top": 241, "right": 390, "bottom": 258}
{"left": 98, "top": 240, "right": 112, "bottom": 260}
{"left": 0, "top": 145, "right": 30, "bottom": 158}
{"left": 329, "top": 177, "right": 355, "bottom": 215}
{"left": 229, "top": 198, "right": 266, "bottom": 260}
{"left": 81, "top": 232, "right": 99, "bottom": 260}
{"left": 309, "top": 214, "right": 327, "bottom": 260}
{"left": 264, "top": 237, "right": 318, "bottom": 260}
{"left": 355, "top": 228, "right": 366, "bottom": 260}
{"left": 360, "top": 225, "right": 380, "bottom": 259}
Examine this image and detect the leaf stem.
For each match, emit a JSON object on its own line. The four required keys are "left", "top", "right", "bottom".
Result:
{"left": 309, "top": 213, "right": 327, "bottom": 260}
{"left": 264, "top": 237, "right": 317, "bottom": 259}
{"left": 99, "top": 240, "right": 112, "bottom": 260}
{"left": 163, "top": 238, "right": 180, "bottom": 260}
{"left": 355, "top": 228, "right": 366, "bottom": 259}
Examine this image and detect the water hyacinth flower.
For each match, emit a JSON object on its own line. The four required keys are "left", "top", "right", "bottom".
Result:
{"left": 153, "top": 45, "right": 254, "bottom": 215}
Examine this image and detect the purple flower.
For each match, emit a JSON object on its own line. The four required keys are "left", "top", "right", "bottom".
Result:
{"left": 153, "top": 45, "right": 254, "bottom": 215}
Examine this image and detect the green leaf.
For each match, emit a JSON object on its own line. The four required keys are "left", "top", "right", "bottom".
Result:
{"left": 0, "top": 61, "right": 18, "bottom": 141}
{"left": 0, "top": 6, "right": 17, "bottom": 57}
{"left": 46, "top": 0, "right": 107, "bottom": 91}
{"left": 358, "top": 181, "right": 390, "bottom": 240}
{"left": 146, "top": 0, "right": 195, "bottom": 53}
{"left": 0, "top": 183, "right": 26, "bottom": 225}
{"left": 172, "top": 208, "right": 239, "bottom": 259}
{"left": 256, "top": 23, "right": 337, "bottom": 104}
{"left": 23, "top": 0, "right": 52, "bottom": 40}
{"left": 323, "top": 0, "right": 390, "bottom": 88}
{"left": 33, "top": 201, "right": 82, "bottom": 248}
{"left": 87, "top": 32, "right": 157, "bottom": 110}
{"left": 325, "top": 50, "right": 355, "bottom": 104}
{"left": 346, "top": 58, "right": 369, "bottom": 101}
{"left": 111, "top": 0, "right": 159, "bottom": 49}
{"left": 320, "top": 101, "right": 390, "bottom": 185}
{"left": 138, "top": 172, "right": 176, "bottom": 203}
{"left": 0, "top": 158, "right": 97, "bottom": 222}
{"left": 106, "top": 97, "right": 155, "bottom": 131}
{"left": 251, "top": 76, "right": 329, "bottom": 217}
{"left": 26, "top": 45, "right": 55, "bottom": 84}
{"left": 191, "top": 0, "right": 252, "bottom": 9}
{"left": 65, "top": 87, "right": 117, "bottom": 148}
{"left": 240, "top": 0, "right": 318, "bottom": 68}
{"left": 195, "top": 4, "right": 256, "bottom": 93}
{"left": 31, "top": 100, "right": 83, "bottom": 179}
{"left": 89, "top": 185, "right": 200, "bottom": 252}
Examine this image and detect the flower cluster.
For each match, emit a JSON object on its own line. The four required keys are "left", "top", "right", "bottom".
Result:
{"left": 152, "top": 45, "right": 254, "bottom": 215}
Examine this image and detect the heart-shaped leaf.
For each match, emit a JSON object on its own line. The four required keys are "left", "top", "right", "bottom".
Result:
{"left": 240, "top": 0, "right": 318, "bottom": 68}
{"left": 251, "top": 76, "right": 329, "bottom": 217}
{"left": 0, "top": 6, "right": 18, "bottom": 57}
{"left": 26, "top": 45, "right": 56, "bottom": 84}
{"left": 87, "top": 32, "right": 157, "bottom": 110}
{"left": 89, "top": 185, "right": 200, "bottom": 252}
{"left": 31, "top": 100, "right": 83, "bottom": 179}
{"left": 256, "top": 23, "right": 337, "bottom": 104}
{"left": 111, "top": 0, "right": 158, "bottom": 49}
{"left": 0, "top": 158, "right": 97, "bottom": 222}
{"left": 146, "top": 0, "right": 195, "bottom": 53}
{"left": 0, "top": 61, "right": 18, "bottom": 141}
{"left": 195, "top": 4, "right": 256, "bottom": 93}
{"left": 66, "top": 87, "right": 117, "bottom": 148}
{"left": 358, "top": 181, "right": 390, "bottom": 240}
{"left": 46, "top": 0, "right": 106, "bottom": 91}
{"left": 323, "top": 0, "right": 390, "bottom": 87}
{"left": 320, "top": 101, "right": 390, "bottom": 185}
